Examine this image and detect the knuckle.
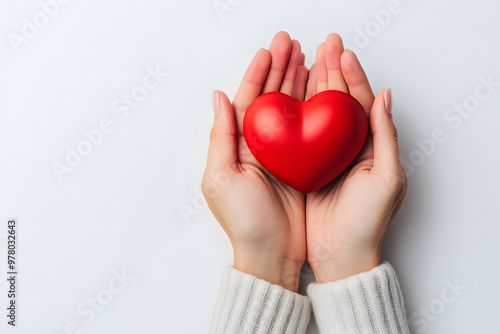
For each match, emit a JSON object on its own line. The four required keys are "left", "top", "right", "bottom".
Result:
{"left": 402, "top": 169, "right": 409, "bottom": 195}
{"left": 209, "top": 126, "right": 222, "bottom": 143}
{"left": 200, "top": 175, "right": 212, "bottom": 200}
{"left": 388, "top": 166, "right": 407, "bottom": 192}
{"left": 388, "top": 124, "right": 398, "bottom": 141}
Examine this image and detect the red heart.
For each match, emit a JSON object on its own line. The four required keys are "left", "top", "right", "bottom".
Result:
{"left": 243, "top": 90, "right": 368, "bottom": 193}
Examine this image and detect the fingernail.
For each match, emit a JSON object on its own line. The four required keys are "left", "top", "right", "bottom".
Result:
{"left": 212, "top": 90, "right": 220, "bottom": 114}
{"left": 384, "top": 88, "right": 393, "bottom": 113}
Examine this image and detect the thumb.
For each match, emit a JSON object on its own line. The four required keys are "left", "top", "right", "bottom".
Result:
{"left": 370, "top": 88, "right": 401, "bottom": 175}
{"left": 206, "top": 90, "right": 238, "bottom": 173}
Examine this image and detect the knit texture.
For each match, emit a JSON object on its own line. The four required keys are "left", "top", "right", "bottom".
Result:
{"left": 210, "top": 267, "right": 311, "bottom": 334}
{"left": 307, "top": 262, "right": 410, "bottom": 334}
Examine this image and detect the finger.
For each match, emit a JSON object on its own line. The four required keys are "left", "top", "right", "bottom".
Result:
{"left": 233, "top": 48, "right": 272, "bottom": 134}
{"left": 316, "top": 43, "right": 328, "bottom": 93}
{"left": 325, "top": 33, "right": 348, "bottom": 93}
{"left": 293, "top": 64, "right": 308, "bottom": 100}
{"left": 262, "top": 31, "right": 292, "bottom": 93}
{"left": 340, "top": 50, "right": 375, "bottom": 116}
{"left": 280, "top": 39, "right": 302, "bottom": 96}
{"left": 305, "top": 63, "right": 317, "bottom": 100}
{"left": 206, "top": 91, "right": 239, "bottom": 173}
{"left": 370, "top": 89, "right": 400, "bottom": 174}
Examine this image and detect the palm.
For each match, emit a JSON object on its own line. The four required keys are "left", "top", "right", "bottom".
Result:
{"left": 227, "top": 138, "right": 306, "bottom": 262}
{"left": 302, "top": 34, "right": 381, "bottom": 264}
{"left": 205, "top": 32, "right": 310, "bottom": 266}
{"left": 306, "top": 137, "right": 380, "bottom": 263}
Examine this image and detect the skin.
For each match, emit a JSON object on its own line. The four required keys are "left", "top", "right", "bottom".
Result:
{"left": 305, "top": 34, "right": 408, "bottom": 282}
{"left": 202, "top": 32, "right": 408, "bottom": 290}
{"left": 202, "top": 32, "right": 308, "bottom": 292}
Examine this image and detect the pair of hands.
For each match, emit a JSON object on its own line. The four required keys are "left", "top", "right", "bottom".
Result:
{"left": 202, "top": 32, "right": 407, "bottom": 292}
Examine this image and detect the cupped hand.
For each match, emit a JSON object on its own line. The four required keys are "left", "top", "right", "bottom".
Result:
{"left": 202, "top": 32, "right": 309, "bottom": 291}
{"left": 305, "top": 34, "right": 408, "bottom": 283}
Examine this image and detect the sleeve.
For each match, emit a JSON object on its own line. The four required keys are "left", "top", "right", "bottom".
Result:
{"left": 210, "top": 267, "right": 311, "bottom": 334}
{"left": 307, "top": 262, "right": 410, "bottom": 334}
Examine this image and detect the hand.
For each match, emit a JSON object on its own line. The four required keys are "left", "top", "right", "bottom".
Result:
{"left": 202, "top": 32, "right": 309, "bottom": 292}
{"left": 305, "top": 34, "right": 408, "bottom": 283}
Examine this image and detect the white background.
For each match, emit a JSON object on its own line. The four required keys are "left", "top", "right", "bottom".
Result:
{"left": 0, "top": 0, "right": 499, "bottom": 333}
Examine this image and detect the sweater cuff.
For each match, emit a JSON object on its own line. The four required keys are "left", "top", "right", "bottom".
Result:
{"left": 307, "top": 262, "right": 409, "bottom": 334}
{"left": 210, "top": 267, "right": 311, "bottom": 334}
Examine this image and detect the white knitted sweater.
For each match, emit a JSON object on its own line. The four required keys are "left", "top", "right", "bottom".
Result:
{"left": 210, "top": 262, "right": 410, "bottom": 333}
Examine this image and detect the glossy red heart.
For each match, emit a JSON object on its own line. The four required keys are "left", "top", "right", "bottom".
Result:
{"left": 243, "top": 90, "right": 368, "bottom": 193}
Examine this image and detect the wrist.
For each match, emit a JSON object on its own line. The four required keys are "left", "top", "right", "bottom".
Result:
{"left": 310, "top": 249, "right": 382, "bottom": 283}
{"left": 234, "top": 252, "right": 303, "bottom": 292}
